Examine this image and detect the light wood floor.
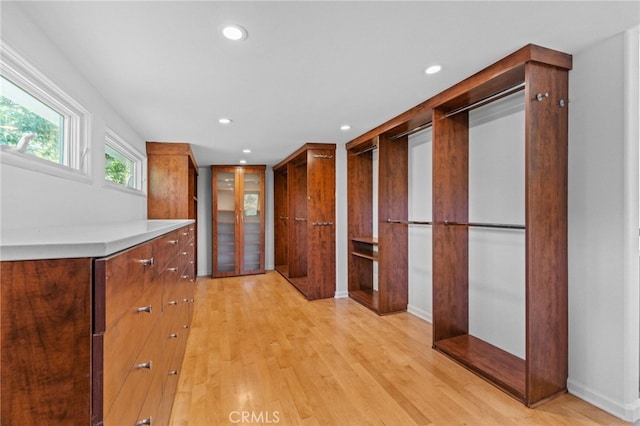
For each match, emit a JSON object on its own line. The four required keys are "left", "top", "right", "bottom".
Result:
{"left": 169, "top": 272, "right": 626, "bottom": 426}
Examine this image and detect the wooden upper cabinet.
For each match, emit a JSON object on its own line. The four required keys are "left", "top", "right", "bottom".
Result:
{"left": 147, "top": 142, "right": 199, "bottom": 274}
{"left": 146, "top": 142, "right": 199, "bottom": 220}
{"left": 211, "top": 165, "right": 266, "bottom": 278}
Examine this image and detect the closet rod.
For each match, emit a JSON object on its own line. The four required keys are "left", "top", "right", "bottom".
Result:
{"left": 444, "top": 220, "right": 525, "bottom": 230}
{"left": 444, "top": 82, "right": 526, "bottom": 118}
{"left": 388, "top": 121, "right": 433, "bottom": 141}
{"left": 386, "top": 219, "right": 432, "bottom": 225}
{"left": 352, "top": 144, "right": 377, "bottom": 156}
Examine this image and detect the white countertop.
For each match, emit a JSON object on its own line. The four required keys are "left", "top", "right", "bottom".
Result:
{"left": 0, "top": 219, "right": 195, "bottom": 261}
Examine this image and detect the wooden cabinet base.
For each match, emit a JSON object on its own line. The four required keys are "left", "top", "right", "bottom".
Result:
{"left": 1, "top": 259, "right": 92, "bottom": 425}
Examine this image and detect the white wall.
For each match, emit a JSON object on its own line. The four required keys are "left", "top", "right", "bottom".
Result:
{"left": 567, "top": 29, "right": 640, "bottom": 422}
{"left": 407, "top": 129, "right": 433, "bottom": 321}
{"left": 197, "top": 167, "right": 212, "bottom": 276}
{"left": 335, "top": 145, "right": 349, "bottom": 298}
{"left": 1, "top": 3, "right": 147, "bottom": 231}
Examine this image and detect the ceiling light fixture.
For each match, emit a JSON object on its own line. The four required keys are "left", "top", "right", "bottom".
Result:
{"left": 340, "top": 124, "right": 351, "bottom": 131}
{"left": 242, "top": 149, "right": 252, "bottom": 154}
{"left": 218, "top": 118, "right": 232, "bottom": 125}
{"left": 425, "top": 65, "right": 442, "bottom": 75}
{"left": 222, "top": 25, "right": 248, "bottom": 41}
{"left": 239, "top": 159, "right": 247, "bottom": 164}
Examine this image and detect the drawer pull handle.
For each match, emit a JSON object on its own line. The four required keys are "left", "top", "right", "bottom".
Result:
{"left": 136, "top": 305, "right": 152, "bottom": 313}
{"left": 169, "top": 333, "right": 178, "bottom": 339}
{"left": 181, "top": 251, "right": 189, "bottom": 256}
{"left": 136, "top": 360, "right": 152, "bottom": 370}
{"left": 139, "top": 257, "right": 154, "bottom": 266}
{"left": 182, "top": 324, "right": 190, "bottom": 329}
{"left": 168, "top": 300, "right": 178, "bottom": 306}
{"left": 169, "top": 370, "right": 178, "bottom": 375}
{"left": 167, "top": 267, "right": 178, "bottom": 272}
{"left": 182, "top": 298, "right": 190, "bottom": 303}
{"left": 182, "top": 232, "right": 189, "bottom": 236}
{"left": 169, "top": 239, "right": 179, "bottom": 245}
{"left": 181, "top": 275, "right": 190, "bottom": 279}
{"left": 136, "top": 417, "right": 152, "bottom": 425}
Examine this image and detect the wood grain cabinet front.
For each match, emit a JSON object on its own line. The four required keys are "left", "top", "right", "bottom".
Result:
{"left": 0, "top": 222, "right": 195, "bottom": 425}
{"left": 0, "top": 258, "right": 92, "bottom": 426}
{"left": 93, "top": 224, "right": 196, "bottom": 426}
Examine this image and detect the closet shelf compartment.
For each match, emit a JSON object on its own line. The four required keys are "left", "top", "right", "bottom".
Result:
{"left": 434, "top": 335, "right": 526, "bottom": 402}
{"left": 273, "top": 143, "right": 336, "bottom": 300}
{"left": 344, "top": 43, "right": 571, "bottom": 407}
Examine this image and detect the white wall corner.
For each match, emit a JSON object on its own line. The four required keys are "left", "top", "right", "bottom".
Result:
{"left": 334, "top": 290, "right": 349, "bottom": 299}
{"left": 622, "top": 24, "right": 640, "bottom": 423}
{"left": 568, "top": 379, "right": 639, "bottom": 422}
{"left": 407, "top": 304, "right": 432, "bottom": 323}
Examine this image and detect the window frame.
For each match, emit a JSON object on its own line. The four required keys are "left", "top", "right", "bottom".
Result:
{"left": 103, "top": 126, "right": 146, "bottom": 196}
{"left": 0, "top": 42, "right": 91, "bottom": 182}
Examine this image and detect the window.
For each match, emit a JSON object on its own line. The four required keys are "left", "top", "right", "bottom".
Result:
{"left": 1, "top": 76, "right": 64, "bottom": 162}
{"left": 104, "top": 127, "right": 144, "bottom": 193}
{"left": 0, "top": 43, "right": 90, "bottom": 180}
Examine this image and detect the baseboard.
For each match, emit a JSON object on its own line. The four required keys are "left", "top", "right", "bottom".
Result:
{"left": 407, "top": 304, "right": 432, "bottom": 323}
{"left": 334, "top": 290, "right": 349, "bottom": 299}
{"left": 567, "top": 378, "right": 640, "bottom": 422}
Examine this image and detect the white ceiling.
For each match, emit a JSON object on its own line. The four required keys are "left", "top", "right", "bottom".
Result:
{"left": 9, "top": 1, "right": 640, "bottom": 167}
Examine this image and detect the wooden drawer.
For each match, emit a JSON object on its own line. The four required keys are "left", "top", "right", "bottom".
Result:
{"left": 177, "top": 225, "right": 194, "bottom": 250}
{"left": 102, "top": 285, "right": 162, "bottom": 415}
{"left": 104, "top": 318, "right": 164, "bottom": 426}
{"left": 152, "top": 229, "right": 182, "bottom": 274}
{"left": 95, "top": 243, "right": 154, "bottom": 332}
{"left": 134, "top": 357, "right": 164, "bottom": 426}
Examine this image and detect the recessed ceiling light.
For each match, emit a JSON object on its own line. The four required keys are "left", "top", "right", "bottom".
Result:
{"left": 222, "top": 25, "right": 248, "bottom": 41}
{"left": 425, "top": 65, "right": 442, "bottom": 75}
{"left": 239, "top": 159, "right": 247, "bottom": 164}
{"left": 218, "top": 118, "right": 232, "bottom": 125}
{"left": 242, "top": 149, "right": 252, "bottom": 154}
{"left": 340, "top": 124, "right": 351, "bottom": 131}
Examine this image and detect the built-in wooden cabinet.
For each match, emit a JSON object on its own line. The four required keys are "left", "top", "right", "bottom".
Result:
{"left": 430, "top": 45, "right": 571, "bottom": 407}
{"left": 211, "top": 165, "right": 266, "bottom": 277}
{"left": 273, "top": 143, "right": 336, "bottom": 300}
{"left": 1, "top": 258, "right": 92, "bottom": 425}
{"left": 93, "top": 225, "right": 195, "bottom": 426}
{"left": 0, "top": 222, "right": 195, "bottom": 426}
{"left": 345, "top": 43, "right": 571, "bottom": 406}
{"left": 346, "top": 135, "right": 408, "bottom": 314}
{"left": 147, "top": 141, "right": 199, "bottom": 272}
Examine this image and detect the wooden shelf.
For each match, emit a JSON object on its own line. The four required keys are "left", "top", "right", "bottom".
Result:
{"left": 434, "top": 335, "right": 526, "bottom": 402}
{"left": 351, "top": 251, "right": 378, "bottom": 261}
{"left": 352, "top": 236, "right": 378, "bottom": 245}
{"left": 349, "top": 289, "right": 379, "bottom": 313}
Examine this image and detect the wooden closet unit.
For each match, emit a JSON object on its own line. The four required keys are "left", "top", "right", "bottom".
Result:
{"left": 345, "top": 44, "right": 571, "bottom": 406}
{"left": 346, "top": 135, "right": 408, "bottom": 314}
{"left": 147, "top": 141, "right": 199, "bottom": 272}
{"left": 211, "top": 165, "right": 266, "bottom": 277}
{"left": 273, "top": 143, "right": 336, "bottom": 300}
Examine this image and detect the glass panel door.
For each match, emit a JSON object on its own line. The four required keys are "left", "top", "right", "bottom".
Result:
{"left": 242, "top": 171, "right": 262, "bottom": 272}
{"left": 216, "top": 171, "right": 236, "bottom": 274}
